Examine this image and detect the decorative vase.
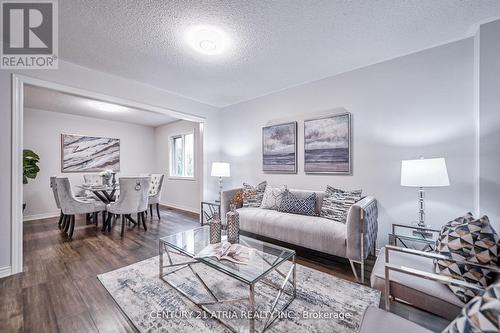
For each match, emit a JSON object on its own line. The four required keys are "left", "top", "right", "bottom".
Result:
{"left": 226, "top": 210, "right": 240, "bottom": 244}
{"left": 230, "top": 203, "right": 236, "bottom": 213}
{"left": 210, "top": 213, "right": 222, "bottom": 244}
{"left": 111, "top": 172, "right": 117, "bottom": 186}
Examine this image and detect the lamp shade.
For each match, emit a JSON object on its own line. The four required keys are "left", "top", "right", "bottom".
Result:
{"left": 211, "top": 162, "right": 230, "bottom": 177}
{"left": 401, "top": 158, "right": 450, "bottom": 187}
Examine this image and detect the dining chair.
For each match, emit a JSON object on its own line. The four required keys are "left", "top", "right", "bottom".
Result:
{"left": 50, "top": 176, "right": 64, "bottom": 228}
{"left": 148, "top": 174, "right": 164, "bottom": 220}
{"left": 83, "top": 174, "right": 102, "bottom": 186}
{"left": 55, "top": 177, "right": 107, "bottom": 239}
{"left": 104, "top": 177, "right": 150, "bottom": 237}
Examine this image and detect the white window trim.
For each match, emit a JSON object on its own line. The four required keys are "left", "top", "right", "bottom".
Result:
{"left": 169, "top": 132, "right": 196, "bottom": 180}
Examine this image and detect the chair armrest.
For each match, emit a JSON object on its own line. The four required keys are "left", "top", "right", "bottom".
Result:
{"left": 382, "top": 245, "right": 495, "bottom": 310}
{"left": 385, "top": 245, "right": 500, "bottom": 273}
{"left": 220, "top": 188, "right": 243, "bottom": 224}
{"left": 346, "top": 196, "right": 378, "bottom": 261}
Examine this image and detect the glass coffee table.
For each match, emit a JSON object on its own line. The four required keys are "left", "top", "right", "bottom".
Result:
{"left": 159, "top": 226, "right": 296, "bottom": 333}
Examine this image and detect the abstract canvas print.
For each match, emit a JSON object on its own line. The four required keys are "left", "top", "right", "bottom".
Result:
{"left": 304, "top": 113, "right": 351, "bottom": 174}
{"left": 262, "top": 122, "right": 297, "bottom": 173}
{"left": 61, "top": 134, "right": 120, "bottom": 172}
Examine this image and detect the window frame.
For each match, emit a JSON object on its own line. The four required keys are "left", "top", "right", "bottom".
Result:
{"left": 169, "top": 132, "right": 196, "bottom": 180}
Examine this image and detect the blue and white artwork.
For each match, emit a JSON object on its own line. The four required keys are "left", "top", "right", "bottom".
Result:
{"left": 262, "top": 122, "right": 297, "bottom": 173}
{"left": 61, "top": 134, "right": 120, "bottom": 172}
{"left": 304, "top": 113, "right": 351, "bottom": 174}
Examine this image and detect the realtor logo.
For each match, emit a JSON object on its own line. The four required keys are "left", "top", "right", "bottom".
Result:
{"left": 1, "top": 0, "right": 58, "bottom": 69}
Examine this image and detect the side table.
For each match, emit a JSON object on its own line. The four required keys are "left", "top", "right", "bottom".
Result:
{"left": 389, "top": 223, "right": 440, "bottom": 252}
{"left": 200, "top": 201, "right": 221, "bottom": 225}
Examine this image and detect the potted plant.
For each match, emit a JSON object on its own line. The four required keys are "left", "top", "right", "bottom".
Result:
{"left": 23, "top": 149, "right": 40, "bottom": 211}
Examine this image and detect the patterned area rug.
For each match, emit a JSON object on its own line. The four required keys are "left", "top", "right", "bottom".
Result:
{"left": 98, "top": 255, "right": 380, "bottom": 332}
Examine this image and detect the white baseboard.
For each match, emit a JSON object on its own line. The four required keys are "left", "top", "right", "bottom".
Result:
{"left": 0, "top": 266, "right": 12, "bottom": 278}
{"left": 160, "top": 201, "right": 199, "bottom": 215}
{"left": 23, "top": 211, "right": 60, "bottom": 222}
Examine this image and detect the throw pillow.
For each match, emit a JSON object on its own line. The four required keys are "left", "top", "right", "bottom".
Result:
{"left": 320, "top": 186, "right": 362, "bottom": 223}
{"left": 442, "top": 281, "right": 500, "bottom": 333}
{"left": 242, "top": 181, "right": 267, "bottom": 207}
{"left": 435, "top": 213, "right": 500, "bottom": 303}
{"left": 279, "top": 190, "right": 317, "bottom": 216}
{"left": 260, "top": 185, "right": 287, "bottom": 210}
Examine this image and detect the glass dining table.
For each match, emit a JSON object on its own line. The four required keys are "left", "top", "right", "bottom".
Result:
{"left": 76, "top": 184, "right": 119, "bottom": 204}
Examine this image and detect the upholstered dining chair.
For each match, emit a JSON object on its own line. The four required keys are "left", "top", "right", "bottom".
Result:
{"left": 147, "top": 174, "right": 164, "bottom": 220}
{"left": 83, "top": 174, "right": 102, "bottom": 186}
{"left": 55, "top": 177, "right": 107, "bottom": 239}
{"left": 49, "top": 176, "right": 64, "bottom": 228}
{"left": 104, "top": 177, "right": 150, "bottom": 237}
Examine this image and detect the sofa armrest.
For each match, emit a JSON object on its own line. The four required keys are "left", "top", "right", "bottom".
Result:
{"left": 346, "top": 196, "right": 378, "bottom": 261}
{"left": 220, "top": 188, "right": 243, "bottom": 224}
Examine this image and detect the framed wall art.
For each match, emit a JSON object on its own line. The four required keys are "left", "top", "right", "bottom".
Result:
{"left": 262, "top": 122, "right": 297, "bottom": 173}
{"left": 61, "top": 134, "right": 120, "bottom": 172}
{"left": 304, "top": 113, "right": 351, "bottom": 174}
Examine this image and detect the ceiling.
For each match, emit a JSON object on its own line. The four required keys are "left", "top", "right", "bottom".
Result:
{"left": 59, "top": 1, "right": 500, "bottom": 107}
{"left": 24, "top": 85, "right": 179, "bottom": 127}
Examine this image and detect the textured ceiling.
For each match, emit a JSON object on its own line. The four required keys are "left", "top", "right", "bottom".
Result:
{"left": 24, "top": 85, "right": 178, "bottom": 127}
{"left": 59, "top": 1, "right": 500, "bottom": 107}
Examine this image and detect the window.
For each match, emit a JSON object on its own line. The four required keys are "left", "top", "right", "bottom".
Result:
{"left": 170, "top": 133, "right": 194, "bottom": 178}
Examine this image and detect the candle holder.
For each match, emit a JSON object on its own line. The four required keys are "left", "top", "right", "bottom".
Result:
{"left": 210, "top": 213, "right": 222, "bottom": 244}
{"left": 226, "top": 210, "right": 240, "bottom": 244}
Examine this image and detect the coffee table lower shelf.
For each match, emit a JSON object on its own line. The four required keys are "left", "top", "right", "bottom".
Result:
{"left": 158, "top": 241, "right": 296, "bottom": 333}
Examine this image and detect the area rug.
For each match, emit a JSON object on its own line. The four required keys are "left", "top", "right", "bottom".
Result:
{"left": 98, "top": 254, "right": 380, "bottom": 333}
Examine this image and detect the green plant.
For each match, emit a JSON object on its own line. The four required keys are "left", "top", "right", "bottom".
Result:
{"left": 23, "top": 149, "right": 40, "bottom": 184}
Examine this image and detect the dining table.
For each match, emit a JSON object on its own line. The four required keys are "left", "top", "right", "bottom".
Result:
{"left": 77, "top": 184, "right": 119, "bottom": 204}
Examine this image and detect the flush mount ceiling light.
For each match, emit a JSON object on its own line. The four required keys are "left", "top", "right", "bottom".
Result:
{"left": 185, "top": 25, "right": 230, "bottom": 55}
{"left": 86, "top": 100, "right": 128, "bottom": 113}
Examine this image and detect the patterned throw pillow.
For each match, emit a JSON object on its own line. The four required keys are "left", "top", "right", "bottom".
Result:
{"left": 242, "top": 181, "right": 267, "bottom": 207}
{"left": 278, "top": 190, "right": 317, "bottom": 216}
{"left": 320, "top": 186, "right": 362, "bottom": 223}
{"left": 260, "top": 185, "right": 287, "bottom": 210}
{"left": 435, "top": 213, "right": 500, "bottom": 303}
{"left": 442, "top": 281, "right": 500, "bottom": 333}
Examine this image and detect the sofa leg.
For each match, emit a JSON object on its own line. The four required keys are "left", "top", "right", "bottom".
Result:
{"left": 349, "top": 260, "right": 360, "bottom": 283}
{"left": 349, "top": 259, "right": 365, "bottom": 284}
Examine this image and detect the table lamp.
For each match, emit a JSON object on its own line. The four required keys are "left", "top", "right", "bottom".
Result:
{"left": 401, "top": 157, "right": 450, "bottom": 227}
{"left": 211, "top": 162, "right": 230, "bottom": 202}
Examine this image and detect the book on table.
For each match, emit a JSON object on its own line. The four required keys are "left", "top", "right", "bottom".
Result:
{"left": 195, "top": 241, "right": 254, "bottom": 264}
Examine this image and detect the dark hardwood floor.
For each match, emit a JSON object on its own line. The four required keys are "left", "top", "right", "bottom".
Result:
{"left": 0, "top": 207, "right": 447, "bottom": 333}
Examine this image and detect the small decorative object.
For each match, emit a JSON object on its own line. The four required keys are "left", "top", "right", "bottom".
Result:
{"left": 262, "top": 122, "right": 297, "bottom": 173}
{"left": 99, "top": 169, "right": 113, "bottom": 186}
{"left": 229, "top": 203, "right": 236, "bottom": 213}
{"left": 210, "top": 213, "right": 222, "bottom": 244}
{"left": 226, "top": 211, "right": 240, "bottom": 244}
{"left": 400, "top": 157, "right": 450, "bottom": 227}
{"left": 211, "top": 162, "right": 230, "bottom": 202}
{"left": 111, "top": 172, "right": 117, "bottom": 186}
{"left": 61, "top": 134, "right": 120, "bottom": 172}
{"left": 230, "top": 190, "right": 244, "bottom": 209}
{"left": 304, "top": 112, "right": 351, "bottom": 174}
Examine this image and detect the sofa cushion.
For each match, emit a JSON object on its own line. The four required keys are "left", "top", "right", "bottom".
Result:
{"left": 371, "top": 247, "right": 463, "bottom": 320}
{"left": 442, "top": 281, "right": 500, "bottom": 333}
{"left": 435, "top": 213, "right": 500, "bottom": 303}
{"left": 279, "top": 190, "right": 317, "bottom": 216}
{"left": 359, "top": 306, "right": 432, "bottom": 333}
{"left": 260, "top": 185, "right": 286, "bottom": 210}
{"left": 242, "top": 181, "right": 267, "bottom": 207}
{"left": 237, "top": 207, "right": 347, "bottom": 257}
{"left": 320, "top": 186, "right": 362, "bottom": 223}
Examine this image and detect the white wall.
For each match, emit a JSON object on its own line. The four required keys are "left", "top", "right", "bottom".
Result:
{"left": 154, "top": 120, "right": 202, "bottom": 213}
{"left": 479, "top": 20, "right": 500, "bottom": 230}
{"left": 220, "top": 38, "right": 475, "bottom": 248}
{"left": 1, "top": 60, "right": 221, "bottom": 273}
{"left": 22, "top": 108, "right": 156, "bottom": 220}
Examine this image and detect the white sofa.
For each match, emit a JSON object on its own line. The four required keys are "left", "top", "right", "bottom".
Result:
{"left": 221, "top": 188, "right": 378, "bottom": 282}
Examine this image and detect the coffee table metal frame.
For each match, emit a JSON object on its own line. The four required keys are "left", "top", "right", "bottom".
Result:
{"left": 159, "top": 235, "right": 296, "bottom": 333}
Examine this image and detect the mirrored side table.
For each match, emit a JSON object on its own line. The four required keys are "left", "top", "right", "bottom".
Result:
{"left": 389, "top": 223, "right": 440, "bottom": 252}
